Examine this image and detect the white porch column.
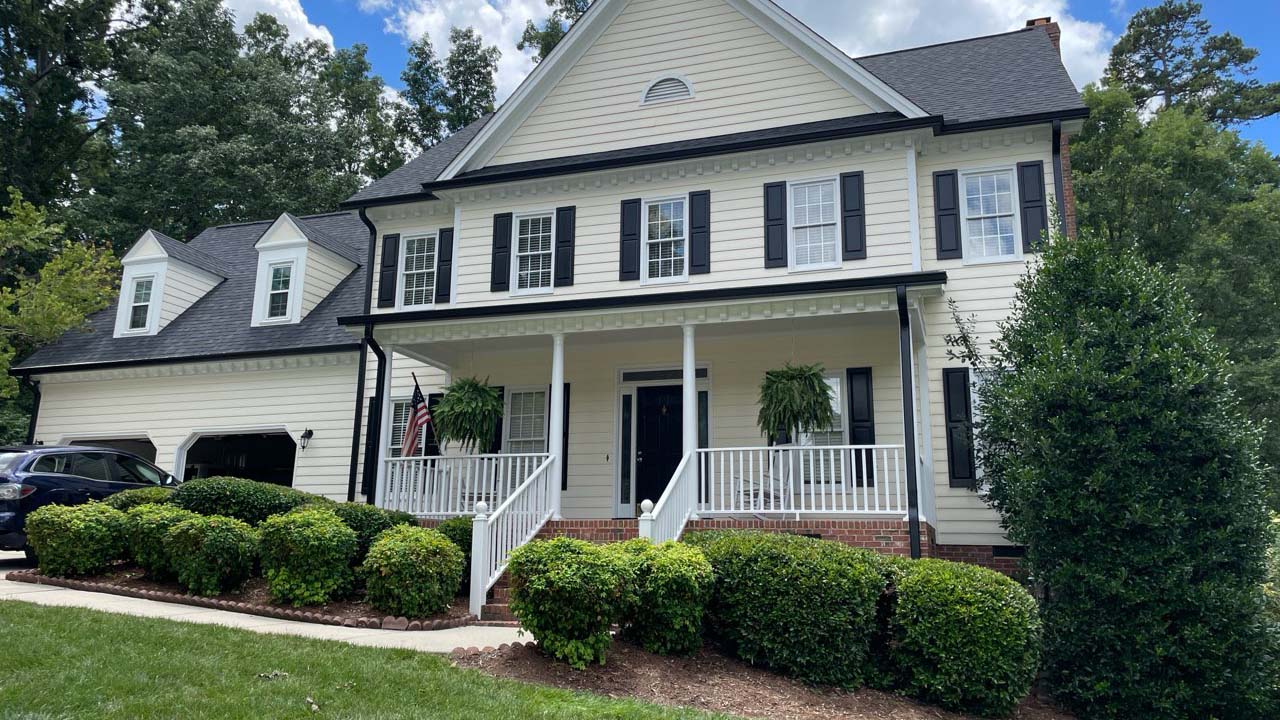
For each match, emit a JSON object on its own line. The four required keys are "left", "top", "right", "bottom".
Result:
{"left": 681, "top": 325, "right": 697, "bottom": 456}
{"left": 548, "top": 333, "right": 565, "bottom": 520}
{"left": 374, "top": 346, "right": 395, "bottom": 509}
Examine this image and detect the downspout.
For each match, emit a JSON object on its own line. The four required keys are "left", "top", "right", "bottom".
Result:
{"left": 896, "top": 286, "right": 923, "bottom": 559}
{"left": 346, "top": 329, "right": 370, "bottom": 502}
{"left": 24, "top": 378, "right": 41, "bottom": 445}
{"left": 1051, "top": 119, "right": 1066, "bottom": 236}
{"left": 353, "top": 207, "right": 384, "bottom": 504}
{"left": 362, "top": 336, "right": 388, "bottom": 504}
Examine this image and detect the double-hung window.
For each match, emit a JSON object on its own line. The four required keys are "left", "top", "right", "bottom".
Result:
{"left": 513, "top": 214, "right": 554, "bottom": 292}
{"left": 388, "top": 400, "right": 425, "bottom": 458}
{"left": 643, "top": 198, "right": 687, "bottom": 283}
{"left": 789, "top": 179, "right": 839, "bottom": 269}
{"left": 800, "top": 376, "right": 845, "bottom": 484}
{"left": 961, "top": 169, "right": 1019, "bottom": 261}
{"left": 504, "top": 390, "right": 548, "bottom": 453}
{"left": 266, "top": 263, "right": 292, "bottom": 320}
{"left": 128, "top": 277, "right": 154, "bottom": 331}
{"left": 401, "top": 234, "right": 438, "bottom": 307}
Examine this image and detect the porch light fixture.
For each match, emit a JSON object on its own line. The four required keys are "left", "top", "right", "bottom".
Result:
{"left": 300, "top": 428, "right": 314, "bottom": 450}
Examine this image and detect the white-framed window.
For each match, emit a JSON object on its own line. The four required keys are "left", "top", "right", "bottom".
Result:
{"left": 504, "top": 389, "right": 548, "bottom": 453}
{"left": 265, "top": 263, "right": 293, "bottom": 319}
{"left": 799, "top": 375, "right": 846, "bottom": 485}
{"left": 789, "top": 179, "right": 840, "bottom": 270}
{"left": 127, "top": 276, "right": 155, "bottom": 331}
{"left": 512, "top": 213, "right": 555, "bottom": 293}
{"left": 642, "top": 197, "right": 687, "bottom": 283}
{"left": 388, "top": 399, "right": 429, "bottom": 459}
{"left": 400, "top": 233, "right": 438, "bottom": 308}
{"left": 960, "top": 169, "right": 1020, "bottom": 262}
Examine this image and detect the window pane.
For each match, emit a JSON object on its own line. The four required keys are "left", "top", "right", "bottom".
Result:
{"left": 401, "top": 234, "right": 438, "bottom": 306}
{"left": 791, "top": 181, "right": 838, "bottom": 268}
{"left": 516, "top": 215, "right": 554, "bottom": 290}
{"left": 505, "top": 390, "right": 547, "bottom": 453}
{"left": 267, "top": 291, "right": 289, "bottom": 318}
{"left": 644, "top": 200, "right": 686, "bottom": 279}
{"left": 132, "top": 279, "right": 153, "bottom": 304}
{"left": 962, "top": 171, "right": 1018, "bottom": 259}
{"left": 270, "top": 266, "right": 291, "bottom": 292}
{"left": 129, "top": 304, "right": 149, "bottom": 329}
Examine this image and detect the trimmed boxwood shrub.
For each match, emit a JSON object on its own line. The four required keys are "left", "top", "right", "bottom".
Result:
{"left": 362, "top": 526, "right": 464, "bottom": 617}
{"left": 258, "top": 507, "right": 357, "bottom": 606}
{"left": 697, "top": 531, "right": 883, "bottom": 687}
{"left": 868, "top": 554, "right": 918, "bottom": 690}
{"left": 322, "top": 502, "right": 412, "bottom": 563}
{"left": 889, "top": 559, "right": 1041, "bottom": 717}
{"left": 507, "top": 537, "right": 625, "bottom": 669}
{"left": 165, "top": 515, "right": 257, "bottom": 596}
{"left": 125, "top": 503, "right": 199, "bottom": 578}
{"left": 608, "top": 539, "right": 713, "bottom": 656}
{"left": 24, "top": 503, "right": 127, "bottom": 577}
{"left": 435, "top": 515, "right": 472, "bottom": 559}
{"left": 170, "top": 476, "right": 326, "bottom": 525}
{"left": 103, "top": 486, "right": 173, "bottom": 511}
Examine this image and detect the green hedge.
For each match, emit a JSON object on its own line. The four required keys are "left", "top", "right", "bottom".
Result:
{"left": 362, "top": 526, "right": 464, "bottom": 617}
{"left": 322, "top": 503, "right": 412, "bottom": 563}
{"left": 103, "top": 486, "right": 173, "bottom": 512}
{"left": 507, "top": 537, "right": 625, "bottom": 669}
{"left": 696, "top": 532, "right": 883, "bottom": 687}
{"left": 1266, "top": 514, "right": 1279, "bottom": 621}
{"left": 890, "top": 559, "right": 1041, "bottom": 717}
{"left": 609, "top": 539, "right": 713, "bottom": 656}
{"left": 258, "top": 507, "right": 357, "bottom": 606}
{"left": 125, "top": 503, "right": 199, "bottom": 578}
{"left": 24, "top": 503, "right": 127, "bottom": 577}
{"left": 435, "top": 516, "right": 472, "bottom": 560}
{"left": 170, "top": 477, "right": 325, "bottom": 525}
{"left": 165, "top": 515, "right": 257, "bottom": 596}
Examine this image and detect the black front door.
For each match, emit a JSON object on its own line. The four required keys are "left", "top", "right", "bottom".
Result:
{"left": 635, "top": 385, "right": 684, "bottom": 509}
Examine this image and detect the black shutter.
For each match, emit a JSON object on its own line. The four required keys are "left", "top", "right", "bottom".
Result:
{"left": 424, "top": 394, "right": 444, "bottom": 456}
{"left": 689, "top": 190, "right": 711, "bottom": 274}
{"left": 1017, "top": 161, "right": 1048, "bottom": 252}
{"left": 846, "top": 368, "right": 875, "bottom": 485}
{"left": 763, "top": 182, "right": 787, "bottom": 268}
{"left": 376, "top": 234, "right": 400, "bottom": 308}
{"left": 840, "top": 172, "right": 867, "bottom": 260}
{"left": 434, "top": 228, "right": 454, "bottom": 304}
{"left": 490, "top": 213, "right": 512, "bottom": 292}
{"left": 943, "top": 368, "right": 976, "bottom": 488}
{"left": 554, "top": 206, "right": 576, "bottom": 287}
{"left": 619, "top": 199, "right": 641, "bottom": 281}
{"left": 934, "top": 171, "right": 963, "bottom": 260}
{"left": 488, "top": 386, "right": 506, "bottom": 453}
{"left": 560, "top": 384, "right": 571, "bottom": 490}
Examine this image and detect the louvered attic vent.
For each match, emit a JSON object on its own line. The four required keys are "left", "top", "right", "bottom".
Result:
{"left": 642, "top": 76, "right": 693, "bottom": 104}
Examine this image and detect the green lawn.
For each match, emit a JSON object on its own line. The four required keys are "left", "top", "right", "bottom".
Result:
{"left": 0, "top": 601, "right": 721, "bottom": 719}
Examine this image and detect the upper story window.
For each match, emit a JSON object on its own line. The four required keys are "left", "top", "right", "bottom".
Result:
{"left": 790, "top": 179, "right": 839, "bottom": 270}
{"left": 127, "top": 277, "right": 155, "bottom": 331}
{"left": 643, "top": 198, "right": 687, "bottom": 283}
{"left": 514, "top": 213, "right": 554, "bottom": 293}
{"left": 641, "top": 76, "right": 694, "bottom": 105}
{"left": 266, "top": 263, "right": 293, "bottom": 319}
{"left": 961, "top": 169, "right": 1019, "bottom": 261}
{"left": 401, "top": 233, "right": 438, "bottom": 308}
{"left": 505, "top": 389, "right": 548, "bottom": 453}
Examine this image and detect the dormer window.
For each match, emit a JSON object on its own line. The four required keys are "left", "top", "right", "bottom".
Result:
{"left": 641, "top": 76, "right": 693, "bottom": 105}
{"left": 251, "top": 213, "right": 358, "bottom": 326}
{"left": 128, "top": 277, "right": 155, "bottom": 331}
{"left": 266, "top": 263, "right": 293, "bottom": 319}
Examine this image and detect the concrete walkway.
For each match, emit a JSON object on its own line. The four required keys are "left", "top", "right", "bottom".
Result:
{"left": 0, "top": 552, "right": 523, "bottom": 653}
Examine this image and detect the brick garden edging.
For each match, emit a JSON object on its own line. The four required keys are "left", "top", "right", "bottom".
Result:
{"left": 450, "top": 641, "right": 534, "bottom": 658}
{"left": 4, "top": 571, "right": 476, "bottom": 632}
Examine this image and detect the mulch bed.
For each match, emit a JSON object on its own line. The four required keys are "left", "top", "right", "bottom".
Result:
{"left": 453, "top": 641, "right": 1074, "bottom": 720}
{"left": 5, "top": 567, "right": 475, "bottom": 631}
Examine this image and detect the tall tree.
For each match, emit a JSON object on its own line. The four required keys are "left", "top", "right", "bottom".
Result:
{"left": 443, "top": 26, "right": 501, "bottom": 132}
{"left": 1106, "top": 1, "right": 1280, "bottom": 124}
{"left": 518, "top": 0, "right": 590, "bottom": 64}
{"left": 397, "top": 34, "right": 449, "bottom": 150}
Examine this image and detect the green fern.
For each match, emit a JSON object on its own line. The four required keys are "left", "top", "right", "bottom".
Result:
{"left": 432, "top": 377, "right": 504, "bottom": 453}
{"left": 757, "top": 362, "right": 835, "bottom": 444}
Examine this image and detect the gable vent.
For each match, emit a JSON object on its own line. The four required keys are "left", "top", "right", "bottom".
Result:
{"left": 642, "top": 76, "right": 693, "bottom": 105}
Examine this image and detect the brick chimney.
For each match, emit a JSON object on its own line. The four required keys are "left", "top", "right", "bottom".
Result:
{"left": 1026, "top": 17, "right": 1061, "bottom": 53}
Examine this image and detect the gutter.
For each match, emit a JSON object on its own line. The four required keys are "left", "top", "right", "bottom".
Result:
{"left": 11, "top": 343, "right": 363, "bottom": 377}
{"left": 24, "top": 379, "right": 41, "bottom": 445}
{"left": 361, "top": 336, "right": 388, "bottom": 504}
{"left": 356, "top": 208, "right": 379, "bottom": 314}
{"left": 1051, "top": 119, "right": 1067, "bottom": 236}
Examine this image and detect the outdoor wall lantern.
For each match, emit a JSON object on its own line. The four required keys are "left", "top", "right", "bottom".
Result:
{"left": 300, "top": 428, "right": 314, "bottom": 450}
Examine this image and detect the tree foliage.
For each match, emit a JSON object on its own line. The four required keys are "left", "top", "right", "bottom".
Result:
{"left": 396, "top": 34, "right": 449, "bottom": 150}
{"left": 442, "top": 27, "right": 501, "bottom": 133}
{"left": 519, "top": 0, "right": 591, "bottom": 64}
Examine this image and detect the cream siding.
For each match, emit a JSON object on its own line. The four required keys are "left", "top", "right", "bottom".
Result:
{"left": 489, "top": 0, "right": 873, "bottom": 166}
{"left": 158, "top": 261, "right": 220, "bottom": 330}
{"left": 301, "top": 245, "right": 357, "bottom": 318}
{"left": 352, "top": 352, "right": 449, "bottom": 495}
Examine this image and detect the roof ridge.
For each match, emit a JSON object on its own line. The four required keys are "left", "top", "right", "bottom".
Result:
{"left": 198, "top": 210, "right": 352, "bottom": 233}
{"left": 855, "top": 26, "right": 1039, "bottom": 61}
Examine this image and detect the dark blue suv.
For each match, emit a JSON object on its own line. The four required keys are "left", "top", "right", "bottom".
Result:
{"left": 0, "top": 446, "right": 179, "bottom": 559}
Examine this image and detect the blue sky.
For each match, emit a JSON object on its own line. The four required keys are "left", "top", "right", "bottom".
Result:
{"left": 226, "top": 0, "right": 1279, "bottom": 151}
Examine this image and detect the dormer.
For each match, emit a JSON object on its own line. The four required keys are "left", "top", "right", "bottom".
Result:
{"left": 250, "top": 213, "right": 359, "bottom": 327}
{"left": 113, "top": 230, "right": 226, "bottom": 338}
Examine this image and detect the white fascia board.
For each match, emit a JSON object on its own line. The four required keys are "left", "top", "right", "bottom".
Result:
{"left": 255, "top": 213, "right": 310, "bottom": 251}
{"left": 121, "top": 230, "right": 169, "bottom": 264}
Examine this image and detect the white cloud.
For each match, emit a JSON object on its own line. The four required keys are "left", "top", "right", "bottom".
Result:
{"left": 222, "top": 0, "right": 335, "bottom": 47}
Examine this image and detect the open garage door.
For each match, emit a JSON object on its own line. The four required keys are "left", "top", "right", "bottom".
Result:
{"left": 184, "top": 432, "right": 297, "bottom": 486}
{"left": 70, "top": 438, "right": 157, "bottom": 464}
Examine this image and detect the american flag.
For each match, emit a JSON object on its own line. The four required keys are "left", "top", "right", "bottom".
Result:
{"left": 401, "top": 378, "right": 432, "bottom": 457}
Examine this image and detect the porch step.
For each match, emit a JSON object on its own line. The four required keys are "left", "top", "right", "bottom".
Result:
{"left": 481, "top": 602, "right": 517, "bottom": 622}
{"left": 490, "top": 585, "right": 512, "bottom": 601}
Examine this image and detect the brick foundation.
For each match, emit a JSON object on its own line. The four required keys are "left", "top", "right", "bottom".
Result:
{"left": 537, "top": 519, "right": 640, "bottom": 543}
{"left": 684, "top": 518, "right": 922, "bottom": 557}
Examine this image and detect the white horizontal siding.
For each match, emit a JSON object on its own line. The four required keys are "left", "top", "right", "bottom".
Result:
{"left": 352, "top": 352, "right": 449, "bottom": 494}
{"left": 302, "top": 246, "right": 357, "bottom": 319}
{"left": 490, "top": 0, "right": 871, "bottom": 165}
{"left": 158, "top": 261, "right": 219, "bottom": 330}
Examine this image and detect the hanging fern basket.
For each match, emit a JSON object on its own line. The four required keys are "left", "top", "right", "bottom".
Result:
{"left": 757, "top": 362, "right": 835, "bottom": 445}
{"left": 432, "top": 377, "right": 504, "bottom": 453}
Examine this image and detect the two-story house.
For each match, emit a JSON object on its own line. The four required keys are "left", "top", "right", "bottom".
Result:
{"left": 16, "top": 0, "right": 1085, "bottom": 616}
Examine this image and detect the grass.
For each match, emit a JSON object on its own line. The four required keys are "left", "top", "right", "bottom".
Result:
{"left": 0, "top": 600, "right": 721, "bottom": 719}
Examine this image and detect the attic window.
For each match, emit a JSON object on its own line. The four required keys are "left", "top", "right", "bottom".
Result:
{"left": 642, "top": 76, "right": 693, "bottom": 105}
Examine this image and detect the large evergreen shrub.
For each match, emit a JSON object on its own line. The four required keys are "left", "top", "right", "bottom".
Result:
{"left": 608, "top": 539, "right": 713, "bottom": 656}
{"left": 170, "top": 476, "right": 325, "bottom": 525}
{"left": 258, "top": 507, "right": 357, "bottom": 606}
{"left": 165, "top": 515, "right": 257, "bottom": 596}
{"left": 103, "top": 486, "right": 173, "bottom": 512}
{"left": 362, "top": 526, "right": 464, "bottom": 617}
{"left": 956, "top": 233, "right": 1277, "bottom": 718}
{"left": 125, "top": 503, "right": 199, "bottom": 578}
{"left": 24, "top": 503, "right": 127, "bottom": 577}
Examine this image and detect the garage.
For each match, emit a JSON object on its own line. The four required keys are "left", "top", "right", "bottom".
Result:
{"left": 70, "top": 438, "right": 158, "bottom": 463}
{"left": 182, "top": 432, "right": 297, "bottom": 486}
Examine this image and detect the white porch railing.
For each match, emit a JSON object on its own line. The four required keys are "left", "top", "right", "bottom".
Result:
{"left": 697, "top": 445, "right": 908, "bottom": 516}
{"left": 469, "top": 455, "right": 557, "bottom": 617}
{"left": 638, "top": 451, "right": 698, "bottom": 544}
{"left": 380, "top": 454, "right": 551, "bottom": 517}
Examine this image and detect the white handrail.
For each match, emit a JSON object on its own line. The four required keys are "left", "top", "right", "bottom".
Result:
{"left": 638, "top": 451, "right": 698, "bottom": 543}
{"left": 469, "top": 455, "right": 557, "bottom": 618}
{"left": 381, "top": 453, "right": 550, "bottom": 517}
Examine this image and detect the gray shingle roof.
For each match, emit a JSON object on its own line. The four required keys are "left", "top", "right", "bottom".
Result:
{"left": 857, "top": 27, "right": 1085, "bottom": 126}
{"left": 15, "top": 212, "right": 367, "bottom": 373}
{"left": 149, "top": 230, "right": 232, "bottom": 277}
{"left": 342, "top": 116, "right": 493, "bottom": 206}
{"left": 284, "top": 213, "right": 364, "bottom": 265}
